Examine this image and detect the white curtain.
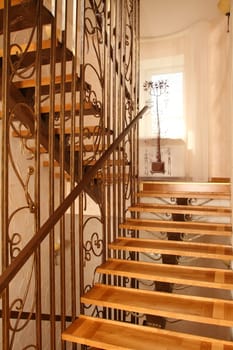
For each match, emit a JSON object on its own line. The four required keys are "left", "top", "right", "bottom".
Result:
{"left": 184, "top": 21, "right": 210, "bottom": 181}
{"left": 208, "top": 16, "right": 231, "bottom": 179}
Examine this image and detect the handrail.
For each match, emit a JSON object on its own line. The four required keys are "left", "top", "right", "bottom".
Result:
{"left": 0, "top": 105, "right": 149, "bottom": 295}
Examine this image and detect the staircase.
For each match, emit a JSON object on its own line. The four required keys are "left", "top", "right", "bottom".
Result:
{"left": 1, "top": 1, "right": 141, "bottom": 349}
{"left": 62, "top": 180, "right": 233, "bottom": 349}
{"left": 2, "top": 0, "right": 127, "bottom": 203}
{"left": 2, "top": 2, "right": 233, "bottom": 350}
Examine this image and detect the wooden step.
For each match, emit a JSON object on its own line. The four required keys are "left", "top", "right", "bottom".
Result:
{"left": 85, "top": 159, "right": 129, "bottom": 167}
{"left": 62, "top": 315, "right": 233, "bottom": 349}
{"left": 80, "top": 144, "right": 107, "bottom": 152}
{"left": 0, "top": 39, "right": 73, "bottom": 67}
{"left": 81, "top": 144, "right": 124, "bottom": 153}
{"left": 27, "top": 145, "right": 47, "bottom": 154}
{"left": 0, "top": 0, "right": 23, "bottom": 9}
{"left": 14, "top": 74, "right": 91, "bottom": 96}
{"left": 119, "top": 218, "right": 232, "bottom": 237}
{"left": 12, "top": 129, "right": 33, "bottom": 138}
{"left": 54, "top": 172, "right": 71, "bottom": 181}
{"left": 0, "top": 1, "right": 52, "bottom": 34}
{"left": 54, "top": 126, "right": 113, "bottom": 136}
{"left": 82, "top": 283, "right": 233, "bottom": 327}
{"left": 210, "top": 177, "right": 230, "bottom": 183}
{"left": 109, "top": 237, "right": 233, "bottom": 261}
{"left": 137, "top": 190, "right": 230, "bottom": 200}
{"left": 40, "top": 102, "right": 97, "bottom": 116}
{"left": 43, "top": 159, "right": 128, "bottom": 167}
{"left": 12, "top": 125, "right": 113, "bottom": 138}
{"left": 62, "top": 172, "right": 129, "bottom": 183}
{"left": 94, "top": 172, "right": 129, "bottom": 182}
{"left": 138, "top": 181, "right": 231, "bottom": 200}
{"left": 0, "top": 39, "right": 52, "bottom": 57}
{"left": 97, "top": 258, "right": 233, "bottom": 290}
{"left": 128, "top": 203, "right": 232, "bottom": 217}
{"left": 35, "top": 142, "right": 115, "bottom": 153}
{"left": 140, "top": 181, "right": 231, "bottom": 194}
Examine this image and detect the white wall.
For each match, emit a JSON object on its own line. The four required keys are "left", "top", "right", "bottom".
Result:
{"left": 140, "top": 0, "right": 222, "bottom": 38}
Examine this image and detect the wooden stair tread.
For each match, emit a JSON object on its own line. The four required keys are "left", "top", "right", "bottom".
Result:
{"left": 14, "top": 74, "right": 91, "bottom": 95}
{"left": 119, "top": 218, "right": 232, "bottom": 236}
{"left": 94, "top": 172, "right": 129, "bottom": 180}
{"left": 43, "top": 159, "right": 128, "bottom": 167}
{"left": 85, "top": 159, "right": 129, "bottom": 167}
{"left": 0, "top": 0, "right": 22, "bottom": 9}
{"left": 140, "top": 181, "right": 230, "bottom": 194}
{"left": 128, "top": 203, "right": 231, "bottom": 216}
{"left": 0, "top": 39, "right": 53, "bottom": 57}
{"left": 62, "top": 315, "right": 233, "bottom": 349}
{"left": 0, "top": 1, "right": 52, "bottom": 34}
{"left": 97, "top": 258, "right": 233, "bottom": 290}
{"left": 40, "top": 102, "right": 95, "bottom": 115}
{"left": 54, "top": 126, "right": 113, "bottom": 135}
{"left": 26, "top": 145, "right": 47, "bottom": 154}
{"left": 109, "top": 237, "right": 233, "bottom": 261}
{"left": 137, "top": 190, "right": 230, "bottom": 200}
{"left": 12, "top": 129, "right": 33, "bottom": 138}
{"left": 210, "top": 177, "right": 230, "bottom": 183}
{"left": 12, "top": 126, "right": 113, "bottom": 138}
{"left": 50, "top": 143, "right": 106, "bottom": 153}
{"left": 0, "top": 40, "right": 73, "bottom": 67}
{"left": 79, "top": 144, "right": 107, "bottom": 152}
{"left": 55, "top": 172, "right": 129, "bottom": 183}
{"left": 82, "top": 283, "right": 233, "bottom": 327}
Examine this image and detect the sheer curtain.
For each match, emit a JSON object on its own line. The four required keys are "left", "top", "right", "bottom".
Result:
{"left": 184, "top": 21, "right": 210, "bottom": 181}
{"left": 140, "top": 16, "right": 231, "bottom": 180}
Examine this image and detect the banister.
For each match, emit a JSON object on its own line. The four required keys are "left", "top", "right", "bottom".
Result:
{"left": 0, "top": 105, "right": 149, "bottom": 295}
{"left": 89, "top": 0, "right": 132, "bottom": 100}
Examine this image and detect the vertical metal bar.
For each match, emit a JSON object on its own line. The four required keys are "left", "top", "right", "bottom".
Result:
{"left": 70, "top": 0, "right": 78, "bottom": 341}
{"left": 60, "top": 2, "right": 68, "bottom": 347}
{"left": 118, "top": 0, "right": 124, "bottom": 241}
{"left": 104, "top": 0, "right": 111, "bottom": 321}
{"left": 136, "top": 0, "right": 140, "bottom": 198}
{"left": 1, "top": 1, "right": 10, "bottom": 348}
{"left": 70, "top": 0, "right": 79, "bottom": 344}
{"left": 35, "top": 0, "right": 43, "bottom": 347}
{"left": 49, "top": 0, "right": 58, "bottom": 348}
{"left": 121, "top": 0, "right": 127, "bottom": 220}
{"left": 112, "top": 0, "right": 118, "bottom": 290}
{"left": 79, "top": 0, "right": 85, "bottom": 312}
{"left": 111, "top": 0, "right": 116, "bottom": 246}
{"left": 132, "top": 0, "right": 140, "bottom": 203}
{"left": 105, "top": 0, "right": 110, "bottom": 272}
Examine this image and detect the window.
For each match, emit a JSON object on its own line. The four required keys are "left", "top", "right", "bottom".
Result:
{"left": 148, "top": 71, "right": 184, "bottom": 139}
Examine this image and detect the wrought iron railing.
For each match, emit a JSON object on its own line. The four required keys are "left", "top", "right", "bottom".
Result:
{"left": 0, "top": 1, "right": 143, "bottom": 349}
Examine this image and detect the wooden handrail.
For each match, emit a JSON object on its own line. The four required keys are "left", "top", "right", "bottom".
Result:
{"left": 0, "top": 106, "right": 149, "bottom": 295}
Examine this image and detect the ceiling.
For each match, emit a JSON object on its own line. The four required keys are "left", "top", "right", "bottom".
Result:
{"left": 140, "top": 0, "right": 223, "bottom": 38}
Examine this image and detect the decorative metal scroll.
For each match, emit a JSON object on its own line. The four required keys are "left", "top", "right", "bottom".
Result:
{"left": 81, "top": 0, "right": 139, "bottom": 317}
